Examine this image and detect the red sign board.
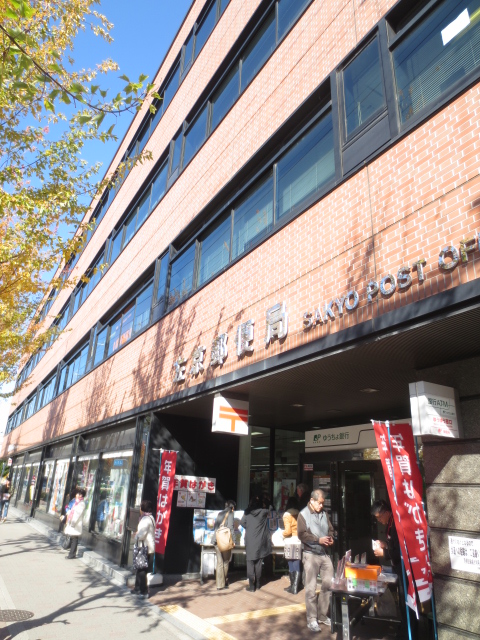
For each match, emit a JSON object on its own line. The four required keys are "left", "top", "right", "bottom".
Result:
{"left": 154, "top": 450, "right": 177, "bottom": 555}
{"left": 373, "top": 421, "right": 433, "bottom": 612}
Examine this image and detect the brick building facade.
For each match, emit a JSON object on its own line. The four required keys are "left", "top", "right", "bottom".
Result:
{"left": 3, "top": 0, "right": 480, "bottom": 636}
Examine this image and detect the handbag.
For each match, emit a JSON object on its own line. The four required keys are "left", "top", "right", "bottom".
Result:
{"left": 215, "top": 511, "right": 234, "bottom": 552}
{"left": 133, "top": 542, "right": 149, "bottom": 571}
{"left": 62, "top": 535, "right": 71, "bottom": 550}
{"left": 284, "top": 537, "right": 302, "bottom": 560}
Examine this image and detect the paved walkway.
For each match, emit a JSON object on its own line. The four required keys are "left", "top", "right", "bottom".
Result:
{"left": 0, "top": 510, "right": 403, "bottom": 640}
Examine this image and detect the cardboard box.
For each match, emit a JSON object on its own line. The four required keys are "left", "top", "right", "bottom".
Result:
{"left": 345, "top": 563, "right": 381, "bottom": 581}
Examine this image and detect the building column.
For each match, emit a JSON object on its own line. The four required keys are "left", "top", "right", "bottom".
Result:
{"left": 237, "top": 433, "right": 251, "bottom": 510}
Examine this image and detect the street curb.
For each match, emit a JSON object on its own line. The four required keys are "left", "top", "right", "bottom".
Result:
{"left": 8, "top": 507, "right": 210, "bottom": 640}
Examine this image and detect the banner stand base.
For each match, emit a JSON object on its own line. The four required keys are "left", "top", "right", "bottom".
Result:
{"left": 148, "top": 573, "right": 164, "bottom": 586}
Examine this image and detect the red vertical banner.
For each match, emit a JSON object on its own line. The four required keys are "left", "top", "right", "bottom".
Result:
{"left": 155, "top": 450, "right": 177, "bottom": 555}
{"left": 373, "top": 421, "right": 433, "bottom": 613}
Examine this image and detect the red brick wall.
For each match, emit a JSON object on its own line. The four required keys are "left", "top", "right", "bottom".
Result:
{"left": 5, "top": 0, "right": 480, "bottom": 455}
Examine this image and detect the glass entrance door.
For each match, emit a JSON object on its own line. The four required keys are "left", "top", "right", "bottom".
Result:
{"left": 339, "top": 460, "right": 387, "bottom": 563}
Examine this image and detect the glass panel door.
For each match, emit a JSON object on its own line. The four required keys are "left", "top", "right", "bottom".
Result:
{"left": 48, "top": 459, "right": 70, "bottom": 516}
{"left": 38, "top": 461, "right": 55, "bottom": 511}
{"left": 76, "top": 456, "right": 100, "bottom": 529}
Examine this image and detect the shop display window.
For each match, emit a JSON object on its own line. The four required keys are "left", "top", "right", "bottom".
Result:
{"left": 94, "top": 451, "right": 133, "bottom": 540}
{"left": 273, "top": 429, "right": 305, "bottom": 511}
{"left": 18, "top": 465, "right": 31, "bottom": 503}
{"left": 38, "top": 461, "right": 55, "bottom": 511}
{"left": 24, "top": 463, "right": 39, "bottom": 506}
{"left": 76, "top": 455, "right": 100, "bottom": 528}
{"left": 48, "top": 459, "right": 70, "bottom": 516}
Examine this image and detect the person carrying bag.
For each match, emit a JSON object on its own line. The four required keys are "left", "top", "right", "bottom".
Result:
{"left": 131, "top": 500, "right": 155, "bottom": 599}
{"left": 213, "top": 500, "right": 236, "bottom": 590}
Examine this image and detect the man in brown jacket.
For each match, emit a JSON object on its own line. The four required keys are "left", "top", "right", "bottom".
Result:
{"left": 297, "top": 489, "right": 334, "bottom": 633}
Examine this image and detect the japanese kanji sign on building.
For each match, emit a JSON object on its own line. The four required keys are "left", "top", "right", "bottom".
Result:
{"left": 154, "top": 450, "right": 177, "bottom": 555}
{"left": 373, "top": 421, "right": 433, "bottom": 613}
{"left": 173, "top": 475, "right": 216, "bottom": 494}
{"left": 212, "top": 394, "right": 249, "bottom": 436}
{"left": 409, "top": 380, "right": 462, "bottom": 438}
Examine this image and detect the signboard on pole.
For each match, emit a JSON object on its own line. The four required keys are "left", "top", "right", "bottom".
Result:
{"left": 155, "top": 450, "right": 177, "bottom": 555}
{"left": 173, "top": 475, "right": 216, "bottom": 493}
{"left": 409, "top": 381, "right": 462, "bottom": 438}
{"left": 212, "top": 394, "right": 249, "bottom": 435}
{"left": 373, "top": 421, "right": 433, "bottom": 612}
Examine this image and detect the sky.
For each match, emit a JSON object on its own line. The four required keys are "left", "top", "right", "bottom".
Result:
{"left": 0, "top": 0, "right": 192, "bottom": 444}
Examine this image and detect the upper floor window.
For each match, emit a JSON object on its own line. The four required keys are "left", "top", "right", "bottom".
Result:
{"left": 198, "top": 213, "right": 231, "bottom": 286}
{"left": 183, "top": 106, "right": 208, "bottom": 169}
{"left": 210, "top": 66, "right": 239, "bottom": 132}
{"left": 276, "top": 112, "right": 335, "bottom": 220}
{"left": 162, "top": 61, "right": 180, "bottom": 114}
{"left": 343, "top": 38, "right": 386, "bottom": 139}
{"left": 240, "top": 10, "right": 276, "bottom": 92}
{"left": 194, "top": 0, "right": 218, "bottom": 56}
{"left": 232, "top": 173, "right": 274, "bottom": 260}
{"left": 168, "top": 244, "right": 196, "bottom": 309}
{"left": 278, "top": 0, "right": 311, "bottom": 41}
{"left": 391, "top": 0, "right": 480, "bottom": 124}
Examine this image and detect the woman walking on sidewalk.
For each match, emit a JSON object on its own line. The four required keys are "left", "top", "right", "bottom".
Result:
{"left": 132, "top": 500, "right": 155, "bottom": 599}
{"left": 283, "top": 496, "right": 301, "bottom": 594}
{"left": 63, "top": 488, "right": 86, "bottom": 559}
{"left": 0, "top": 479, "right": 12, "bottom": 523}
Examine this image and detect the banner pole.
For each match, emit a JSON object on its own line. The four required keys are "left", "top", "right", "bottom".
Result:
{"left": 414, "top": 437, "right": 438, "bottom": 640}
{"left": 386, "top": 421, "right": 413, "bottom": 640}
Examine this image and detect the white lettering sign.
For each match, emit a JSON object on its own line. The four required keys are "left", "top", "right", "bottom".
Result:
{"left": 449, "top": 536, "right": 480, "bottom": 574}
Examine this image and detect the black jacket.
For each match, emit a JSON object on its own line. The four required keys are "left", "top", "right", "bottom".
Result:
{"left": 384, "top": 514, "right": 402, "bottom": 568}
{"left": 240, "top": 508, "right": 271, "bottom": 561}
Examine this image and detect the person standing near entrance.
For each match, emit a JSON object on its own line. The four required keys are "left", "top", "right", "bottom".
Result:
{"left": 241, "top": 496, "right": 271, "bottom": 592}
{"left": 283, "top": 496, "right": 301, "bottom": 594}
{"left": 213, "top": 499, "right": 236, "bottom": 590}
{"left": 64, "top": 487, "right": 86, "bottom": 559}
{"left": 298, "top": 489, "right": 334, "bottom": 633}
{"left": 0, "top": 479, "right": 12, "bottom": 523}
{"left": 372, "top": 500, "right": 418, "bottom": 640}
{"left": 132, "top": 500, "right": 155, "bottom": 599}
{"left": 296, "top": 483, "right": 310, "bottom": 510}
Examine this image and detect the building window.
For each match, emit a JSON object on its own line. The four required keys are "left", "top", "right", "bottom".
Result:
{"left": 276, "top": 112, "right": 335, "bottom": 220}
{"left": 210, "top": 66, "right": 240, "bottom": 132}
{"left": 277, "top": 0, "right": 311, "bottom": 41}
{"left": 65, "top": 344, "right": 89, "bottom": 390}
{"left": 198, "top": 213, "right": 231, "bottom": 286}
{"left": 183, "top": 106, "right": 208, "bottom": 169}
{"left": 181, "top": 31, "right": 195, "bottom": 79}
{"left": 162, "top": 61, "right": 180, "bottom": 114}
{"left": 133, "top": 283, "right": 153, "bottom": 333}
{"left": 232, "top": 174, "right": 274, "bottom": 260}
{"left": 76, "top": 455, "right": 99, "bottom": 529}
{"left": 38, "top": 460, "right": 55, "bottom": 511}
{"left": 150, "top": 161, "right": 168, "bottom": 210}
{"left": 136, "top": 186, "right": 151, "bottom": 229}
{"left": 123, "top": 209, "right": 138, "bottom": 248}
{"left": 93, "top": 326, "right": 108, "bottom": 367}
{"left": 343, "top": 38, "right": 386, "bottom": 139}
{"left": 240, "top": 10, "right": 276, "bottom": 91}
{"left": 94, "top": 451, "right": 133, "bottom": 540}
{"left": 155, "top": 253, "right": 170, "bottom": 314}
{"left": 168, "top": 243, "right": 196, "bottom": 309}
{"left": 109, "top": 228, "right": 124, "bottom": 265}
{"left": 194, "top": 0, "right": 217, "bottom": 56}
{"left": 168, "top": 129, "right": 184, "bottom": 186}
{"left": 39, "top": 376, "right": 56, "bottom": 409}
{"left": 107, "top": 304, "right": 134, "bottom": 357}
{"left": 48, "top": 459, "right": 70, "bottom": 517}
{"left": 392, "top": 0, "right": 480, "bottom": 124}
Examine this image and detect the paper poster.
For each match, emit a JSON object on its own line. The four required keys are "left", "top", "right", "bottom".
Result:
{"left": 449, "top": 536, "right": 480, "bottom": 574}
{"left": 177, "top": 491, "right": 187, "bottom": 507}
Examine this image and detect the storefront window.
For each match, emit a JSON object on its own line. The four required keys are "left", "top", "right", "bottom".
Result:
{"left": 76, "top": 455, "right": 100, "bottom": 529}
{"left": 48, "top": 459, "right": 70, "bottom": 516}
{"left": 93, "top": 451, "right": 133, "bottom": 540}
{"left": 25, "top": 463, "right": 39, "bottom": 506}
{"left": 134, "top": 422, "right": 151, "bottom": 508}
{"left": 18, "top": 464, "right": 31, "bottom": 503}
{"left": 38, "top": 461, "right": 55, "bottom": 511}
{"left": 273, "top": 429, "right": 305, "bottom": 511}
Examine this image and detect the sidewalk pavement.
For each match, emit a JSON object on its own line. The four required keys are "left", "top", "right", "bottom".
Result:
{"left": 0, "top": 508, "right": 401, "bottom": 640}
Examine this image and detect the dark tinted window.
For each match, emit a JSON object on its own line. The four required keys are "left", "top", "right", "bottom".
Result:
{"left": 277, "top": 113, "right": 335, "bottom": 220}
{"left": 183, "top": 107, "right": 208, "bottom": 168}
{"left": 156, "top": 253, "right": 170, "bottom": 314}
{"left": 169, "top": 130, "right": 183, "bottom": 181}
{"left": 198, "top": 214, "right": 231, "bottom": 286}
{"left": 182, "top": 32, "right": 194, "bottom": 77}
{"left": 278, "top": 0, "right": 311, "bottom": 40}
{"left": 133, "top": 284, "right": 153, "bottom": 333}
{"left": 194, "top": 1, "right": 217, "bottom": 57}
{"left": 343, "top": 38, "right": 385, "bottom": 138}
{"left": 93, "top": 326, "right": 108, "bottom": 367}
{"left": 123, "top": 210, "right": 137, "bottom": 248}
{"left": 232, "top": 175, "right": 274, "bottom": 259}
{"left": 109, "top": 229, "right": 123, "bottom": 264}
{"left": 136, "top": 187, "right": 151, "bottom": 229}
{"left": 241, "top": 11, "right": 276, "bottom": 91}
{"left": 162, "top": 62, "right": 180, "bottom": 113}
{"left": 220, "top": 0, "right": 229, "bottom": 14}
{"left": 151, "top": 161, "right": 168, "bottom": 210}
{"left": 210, "top": 66, "right": 239, "bottom": 131}
{"left": 168, "top": 244, "right": 196, "bottom": 309}
{"left": 392, "top": 0, "right": 480, "bottom": 124}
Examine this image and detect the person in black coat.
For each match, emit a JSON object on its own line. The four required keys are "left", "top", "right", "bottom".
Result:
{"left": 372, "top": 500, "right": 418, "bottom": 640}
{"left": 240, "top": 496, "right": 271, "bottom": 592}
{"left": 213, "top": 499, "right": 236, "bottom": 590}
